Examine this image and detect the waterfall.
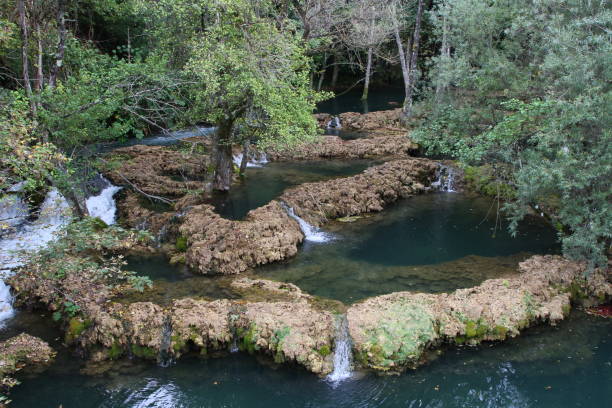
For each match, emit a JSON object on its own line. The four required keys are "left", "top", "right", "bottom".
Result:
{"left": 281, "top": 203, "right": 332, "bottom": 243}
{"left": 86, "top": 176, "right": 122, "bottom": 225}
{"left": 0, "top": 195, "right": 28, "bottom": 230}
{"left": 432, "top": 164, "right": 456, "bottom": 192}
{"left": 326, "top": 116, "right": 342, "bottom": 129}
{"left": 232, "top": 151, "right": 269, "bottom": 168}
{"left": 327, "top": 315, "right": 353, "bottom": 384}
{"left": 158, "top": 317, "right": 174, "bottom": 368}
{"left": 0, "top": 189, "right": 72, "bottom": 327}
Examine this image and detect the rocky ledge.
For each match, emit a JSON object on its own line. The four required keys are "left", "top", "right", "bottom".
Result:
{"left": 180, "top": 158, "right": 438, "bottom": 274}
{"left": 347, "top": 255, "right": 611, "bottom": 373}
{"left": 267, "top": 134, "right": 417, "bottom": 161}
{"left": 315, "top": 109, "right": 403, "bottom": 132}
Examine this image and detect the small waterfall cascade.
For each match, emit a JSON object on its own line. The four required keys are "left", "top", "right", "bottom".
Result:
{"left": 280, "top": 203, "right": 332, "bottom": 243}
{"left": 326, "top": 116, "right": 342, "bottom": 129}
{"left": 0, "top": 188, "right": 72, "bottom": 327}
{"left": 232, "top": 151, "right": 269, "bottom": 168}
{"left": 431, "top": 164, "right": 457, "bottom": 192}
{"left": 158, "top": 318, "right": 174, "bottom": 368}
{"left": 0, "top": 194, "right": 29, "bottom": 230}
{"left": 86, "top": 176, "right": 122, "bottom": 225}
{"left": 327, "top": 315, "right": 353, "bottom": 384}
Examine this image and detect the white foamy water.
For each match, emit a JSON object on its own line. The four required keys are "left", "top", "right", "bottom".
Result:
{"left": 0, "top": 189, "right": 72, "bottom": 327}
{"left": 327, "top": 315, "right": 353, "bottom": 384}
{"left": 281, "top": 204, "right": 332, "bottom": 243}
{"left": 232, "top": 152, "right": 269, "bottom": 168}
{"left": 432, "top": 164, "right": 456, "bottom": 192}
{"left": 0, "top": 195, "right": 28, "bottom": 229}
{"left": 86, "top": 177, "right": 122, "bottom": 225}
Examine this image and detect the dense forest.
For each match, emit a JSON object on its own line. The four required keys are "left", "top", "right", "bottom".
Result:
{"left": 0, "top": 1, "right": 610, "bottom": 407}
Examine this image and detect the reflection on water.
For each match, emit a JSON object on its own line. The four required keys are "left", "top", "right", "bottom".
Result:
{"left": 209, "top": 159, "right": 378, "bottom": 220}
{"left": 6, "top": 311, "right": 611, "bottom": 408}
{"left": 257, "top": 194, "right": 560, "bottom": 303}
{"left": 317, "top": 87, "right": 405, "bottom": 115}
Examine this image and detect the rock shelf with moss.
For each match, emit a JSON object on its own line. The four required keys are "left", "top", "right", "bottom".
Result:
{"left": 347, "top": 255, "right": 611, "bottom": 373}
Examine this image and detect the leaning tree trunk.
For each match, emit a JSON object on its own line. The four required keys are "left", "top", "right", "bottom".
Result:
{"left": 402, "top": 0, "right": 425, "bottom": 121}
{"left": 361, "top": 47, "right": 373, "bottom": 101}
{"left": 212, "top": 119, "right": 235, "bottom": 191}
{"left": 239, "top": 141, "right": 249, "bottom": 176}
{"left": 331, "top": 55, "right": 340, "bottom": 90}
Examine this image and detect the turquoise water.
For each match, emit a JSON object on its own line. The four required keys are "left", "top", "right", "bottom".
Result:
{"left": 6, "top": 311, "right": 611, "bottom": 408}
{"left": 210, "top": 159, "right": 378, "bottom": 220}
{"left": 258, "top": 193, "right": 560, "bottom": 303}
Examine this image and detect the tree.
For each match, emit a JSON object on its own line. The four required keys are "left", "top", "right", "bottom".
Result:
{"left": 344, "top": 0, "right": 394, "bottom": 100}
{"left": 414, "top": 0, "right": 612, "bottom": 268}
{"left": 178, "top": 0, "right": 323, "bottom": 191}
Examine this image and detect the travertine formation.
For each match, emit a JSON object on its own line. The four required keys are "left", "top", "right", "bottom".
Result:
{"left": 314, "top": 109, "right": 403, "bottom": 131}
{"left": 268, "top": 134, "right": 417, "bottom": 161}
{"left": 180, "top": 158, "right": 438, "bottom": 274}
{"left": 347, "top": 255, "right": 611, "bottom": 372}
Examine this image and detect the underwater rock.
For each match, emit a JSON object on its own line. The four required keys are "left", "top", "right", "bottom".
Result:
{"left": 347, "top": 255, "right": 611, "bottom": 373}
{"left": 0, "top": 334, "right": 55, "bottom": 401}
{"left": 267, "top": 134, "right": 417, "bottom": 161}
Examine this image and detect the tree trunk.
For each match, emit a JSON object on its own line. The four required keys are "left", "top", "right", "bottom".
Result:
{"left": 35, "top": 24, "right": 43, "bottom": 92}
{"left": 212, "top": 119, "right": 235, "bottom": 191}
{"left": 18, "top": 0, "right": 35, "bottom": 116}
{"left": 394, "top": 26, "right": 410, "bottom": 108}
{"left": 402, "top": 0, "right": 425, "bottom": 121}
{"left": 49, "top": 0, "right": 67, "bottom": 89}
{"left": 361, "top": 47, "right": 373, "bottom": 101}
{"left": 331, "top": 57, "right": 340, "bottom": 90}
{"left": 435, "top": 13, "right": 450, "bottom": 101}
{"left": 239, "top": 140, "right": 249, "bottom": 176}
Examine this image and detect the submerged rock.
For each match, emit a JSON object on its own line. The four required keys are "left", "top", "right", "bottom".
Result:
{"left": 348, "top": 255, "right": 611, "bottom": 373}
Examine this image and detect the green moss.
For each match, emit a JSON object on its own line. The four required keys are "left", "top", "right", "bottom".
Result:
{"left": 65, "top": 317, "right": 91, "bottom": 343}
{"left": 131, "top": 344, "right": 157, "bottom": 360}
{"left": 90, "top": 217, "right": 109, "bottom": 231}
{"left": 455, "top": 336, "right": 466, "bottom": 344}
{"left": 493, "top": 325, "right": 508, "bottom": 339}
{"left": 108, "top": 341, "right": 124, "bottom": 360}
{"left": 171, "top": 335, "right": 186, "bottom": 353}
{"left": 463, "top": 320, "right": 488, "bottom": 340}
{"left": 240, "top": 324, "right": 258, "bottom": 354}
{"left": 316, "top": 345, "right": 331, "bottom": 357}
{"left": 562, "top": 303, "right": 571, "bottom": 316}
{"left": 463, "top": 165, "right": 516, "bottom": 200}
{"left": 567, "top": 281, "right": 587, "bottom": 300}
{"left": 175, "top": 236, "right": 188, "bottom": 252}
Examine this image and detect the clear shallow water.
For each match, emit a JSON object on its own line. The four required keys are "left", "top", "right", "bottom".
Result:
{"left": 209, "top": 159, "right": 378, "bottom": 220}
{"left": 317, "top": 86, "right": 405, "bottom": 114}
{"left": 257, "top": 193, "right": 560, "bottom": 303}
{"left": 6, "top": 311, "right": 611, "bottom": 408}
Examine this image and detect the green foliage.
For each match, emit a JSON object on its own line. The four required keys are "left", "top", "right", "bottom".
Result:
{"left": 175, "top": 236, "right": 188, "bottom": 252}
{"left": 416, "top": 0, "right": 611, "bottom": 268}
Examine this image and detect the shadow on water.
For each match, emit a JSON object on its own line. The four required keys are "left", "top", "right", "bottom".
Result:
{"left": 5, "top": 311, "right": 611, "bottom": 408}
{"left": 317, "top": 86, "right": 405, "bottom": 115}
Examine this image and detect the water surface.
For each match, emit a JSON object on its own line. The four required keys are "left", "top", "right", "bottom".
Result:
{"left": 6, "top": 311, "right": 610, "bottom": 408}
{"left": 209, "top": 159, "right": 378, "bottom": 220}
{"left": 257, "top": 193, "right": 559, "bottom": 303}
{"left": 317, "top": 86, "right": 405, "bottom": 114}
